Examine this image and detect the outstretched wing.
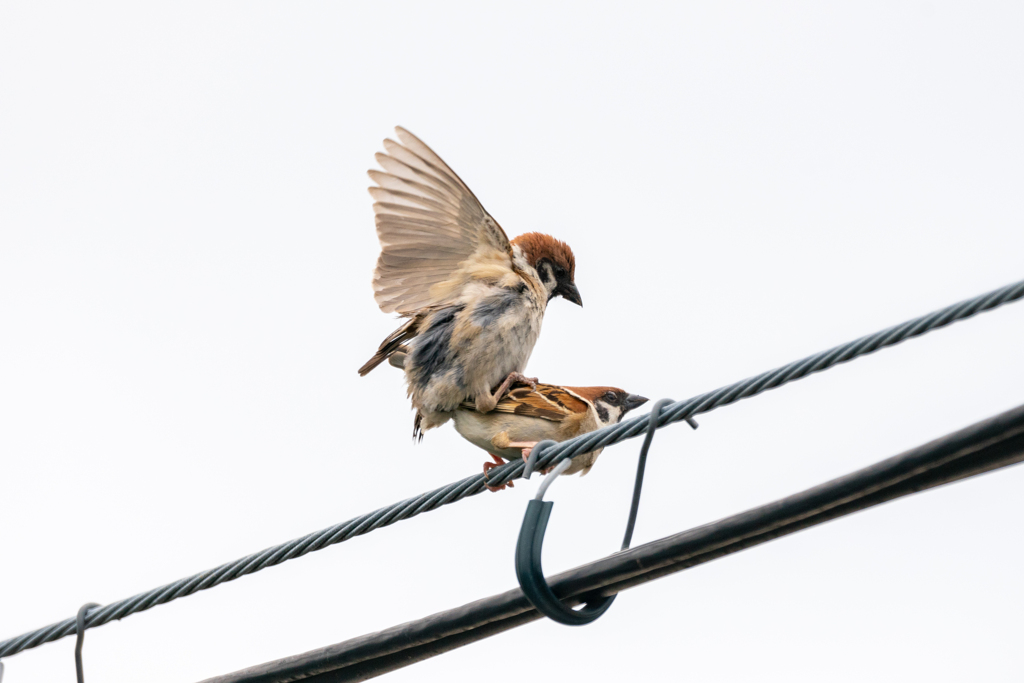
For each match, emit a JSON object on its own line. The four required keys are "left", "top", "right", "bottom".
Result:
{"left": 460, "top": 383, "right": 589, "bottom": 422}
{"left": 369, "top": 127, "right": 514, "bottom": 315}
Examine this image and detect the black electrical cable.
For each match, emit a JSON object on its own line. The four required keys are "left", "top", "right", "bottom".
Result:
{"left": 199, "top": 402, "right": 1024, "bottom": 683}
{"left": 2, "top": 277, "right": 1023, "bottom": 661}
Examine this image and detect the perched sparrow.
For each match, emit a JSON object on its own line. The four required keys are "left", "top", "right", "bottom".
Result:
{"left": 453, "top": 382, "right": 649, "bottom": 490}
{"left": 358, "top": 128, "right": 583, "bottom": 437}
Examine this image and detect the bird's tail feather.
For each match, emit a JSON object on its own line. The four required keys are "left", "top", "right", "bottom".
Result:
{"left": 358, "top": 318, "right": 418, "bottom": 376}
{"left": 413, "top": 412, "right": 424, "bottom": 442}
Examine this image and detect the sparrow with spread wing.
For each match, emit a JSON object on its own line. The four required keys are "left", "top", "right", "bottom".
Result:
{"left": 358, "top": 128, "right": 583, "bottom": 437}
{"left": 454, "top": 382, "right": 648, "bottom": 490}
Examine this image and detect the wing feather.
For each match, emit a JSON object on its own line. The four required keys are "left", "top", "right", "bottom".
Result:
{"left": 369, "top": 128, "right": 513, "bottom": 315}
{"left": 459, "top": 383, "right": 589, "bottom": 422}
{"left": 368, "top": 169, "right": 462, "bottom": 206}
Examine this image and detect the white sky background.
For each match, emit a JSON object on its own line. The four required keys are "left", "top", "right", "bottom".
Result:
{"left": 2, "top": 2, "right": 1024, "bottom": 681}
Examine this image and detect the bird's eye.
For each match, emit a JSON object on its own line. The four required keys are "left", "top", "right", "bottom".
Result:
{"left": 604, "top": 391, "right": 617, "bottom": 403}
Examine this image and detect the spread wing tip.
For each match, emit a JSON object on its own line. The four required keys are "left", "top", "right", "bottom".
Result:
{"left": 364, "top": 126, "right": 513, "bottom": 316}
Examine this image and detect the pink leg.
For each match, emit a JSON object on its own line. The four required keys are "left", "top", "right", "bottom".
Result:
{"left": 476, "top": 372, "right": 540, "bottom": 413}
{"left": 483, "top": 453, "right": 514, "bottom": 492}
{"left": 511, "top": 441, "right": 540, "bottom": 461}
{"left": 495, "top": 371, "right": 538, "bottom": 399}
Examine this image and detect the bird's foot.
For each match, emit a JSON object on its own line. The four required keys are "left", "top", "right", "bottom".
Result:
{"left": 495, "top": 371, "right": 537, "bottom": 399}
{"left": 476, "top": 373, "right": 539, "bottom": 414}
{"left": 483, "top": 453, "right": 513, "bottom": 492}
{"left": 509, "top": 372, "right": 539, "bottom": 391}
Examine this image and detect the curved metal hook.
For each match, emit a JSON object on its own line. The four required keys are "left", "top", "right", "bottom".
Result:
{"left": 514, "top": 459, "right": 616, "bottom": 625}
{"left": 515, "top": 399, "right": 698, "bottom": 626}
{"left": 75, "top": 602, "right": 99, "bottom": 683}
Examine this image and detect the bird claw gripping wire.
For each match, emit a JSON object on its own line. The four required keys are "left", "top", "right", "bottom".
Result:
{"left": 515, "top": 399, "right": 695, "bottom": 625}
{"left": 76, "top": 603, "right": 99, "bottom": 683}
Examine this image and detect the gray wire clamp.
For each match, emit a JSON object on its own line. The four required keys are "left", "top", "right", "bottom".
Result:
{"left": 75, "top": 603, "right": 99, "bottom": 683}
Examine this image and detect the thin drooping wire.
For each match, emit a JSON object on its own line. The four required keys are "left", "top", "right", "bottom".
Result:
{"left": 621, "top": 399, "right": 695, "bottom": 551}
{"left": 75, "top": 604, "right": 98, "bottom": 683}
{"left": 1, "top": 277, "right": 1022, "bottom": 660}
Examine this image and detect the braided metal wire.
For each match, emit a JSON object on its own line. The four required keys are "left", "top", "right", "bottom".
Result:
{"left": 2, "top": 277, "right": 1023, "bottom": 660}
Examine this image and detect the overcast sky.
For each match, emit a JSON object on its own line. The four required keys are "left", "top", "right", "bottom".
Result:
{"left": 2, "top": 2, "right": 1024, "bottom": 682}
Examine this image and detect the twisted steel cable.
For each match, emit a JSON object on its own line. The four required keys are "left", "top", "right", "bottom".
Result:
{"left": 2, "top": 277, "right": 1023, "bottom": 660}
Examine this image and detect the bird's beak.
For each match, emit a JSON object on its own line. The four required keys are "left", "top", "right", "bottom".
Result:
{"left": 559, "top": 282, "right": 583, "bottom": 307}
{"left": 623, "top": 394, "right": 649, "bottom": 413}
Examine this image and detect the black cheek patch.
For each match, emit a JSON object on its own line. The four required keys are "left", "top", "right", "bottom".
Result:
{"left": 595, "top": 402, "right": 610, "bottom": 422}
{"left": 537, "top": 259, "right": 555, "bottom": 286}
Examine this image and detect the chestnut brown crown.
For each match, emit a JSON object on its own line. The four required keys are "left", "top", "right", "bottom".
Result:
{"left": 510, "top": 232, "right": 576, "bottom": 280}
{"left": 566, "top": 386, "right": 649, "bottom": 415}
{"left": 567, "top": 386, "right": 622, "bottom": 403}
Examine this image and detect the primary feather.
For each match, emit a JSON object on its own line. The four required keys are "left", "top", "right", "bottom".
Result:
{"left": 370, "top": 127, "right": 514, "bottom": 316}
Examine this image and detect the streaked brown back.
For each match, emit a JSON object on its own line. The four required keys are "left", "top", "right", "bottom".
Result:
{"left": 460, "top": 382, "right": 589, "bottom": 422}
